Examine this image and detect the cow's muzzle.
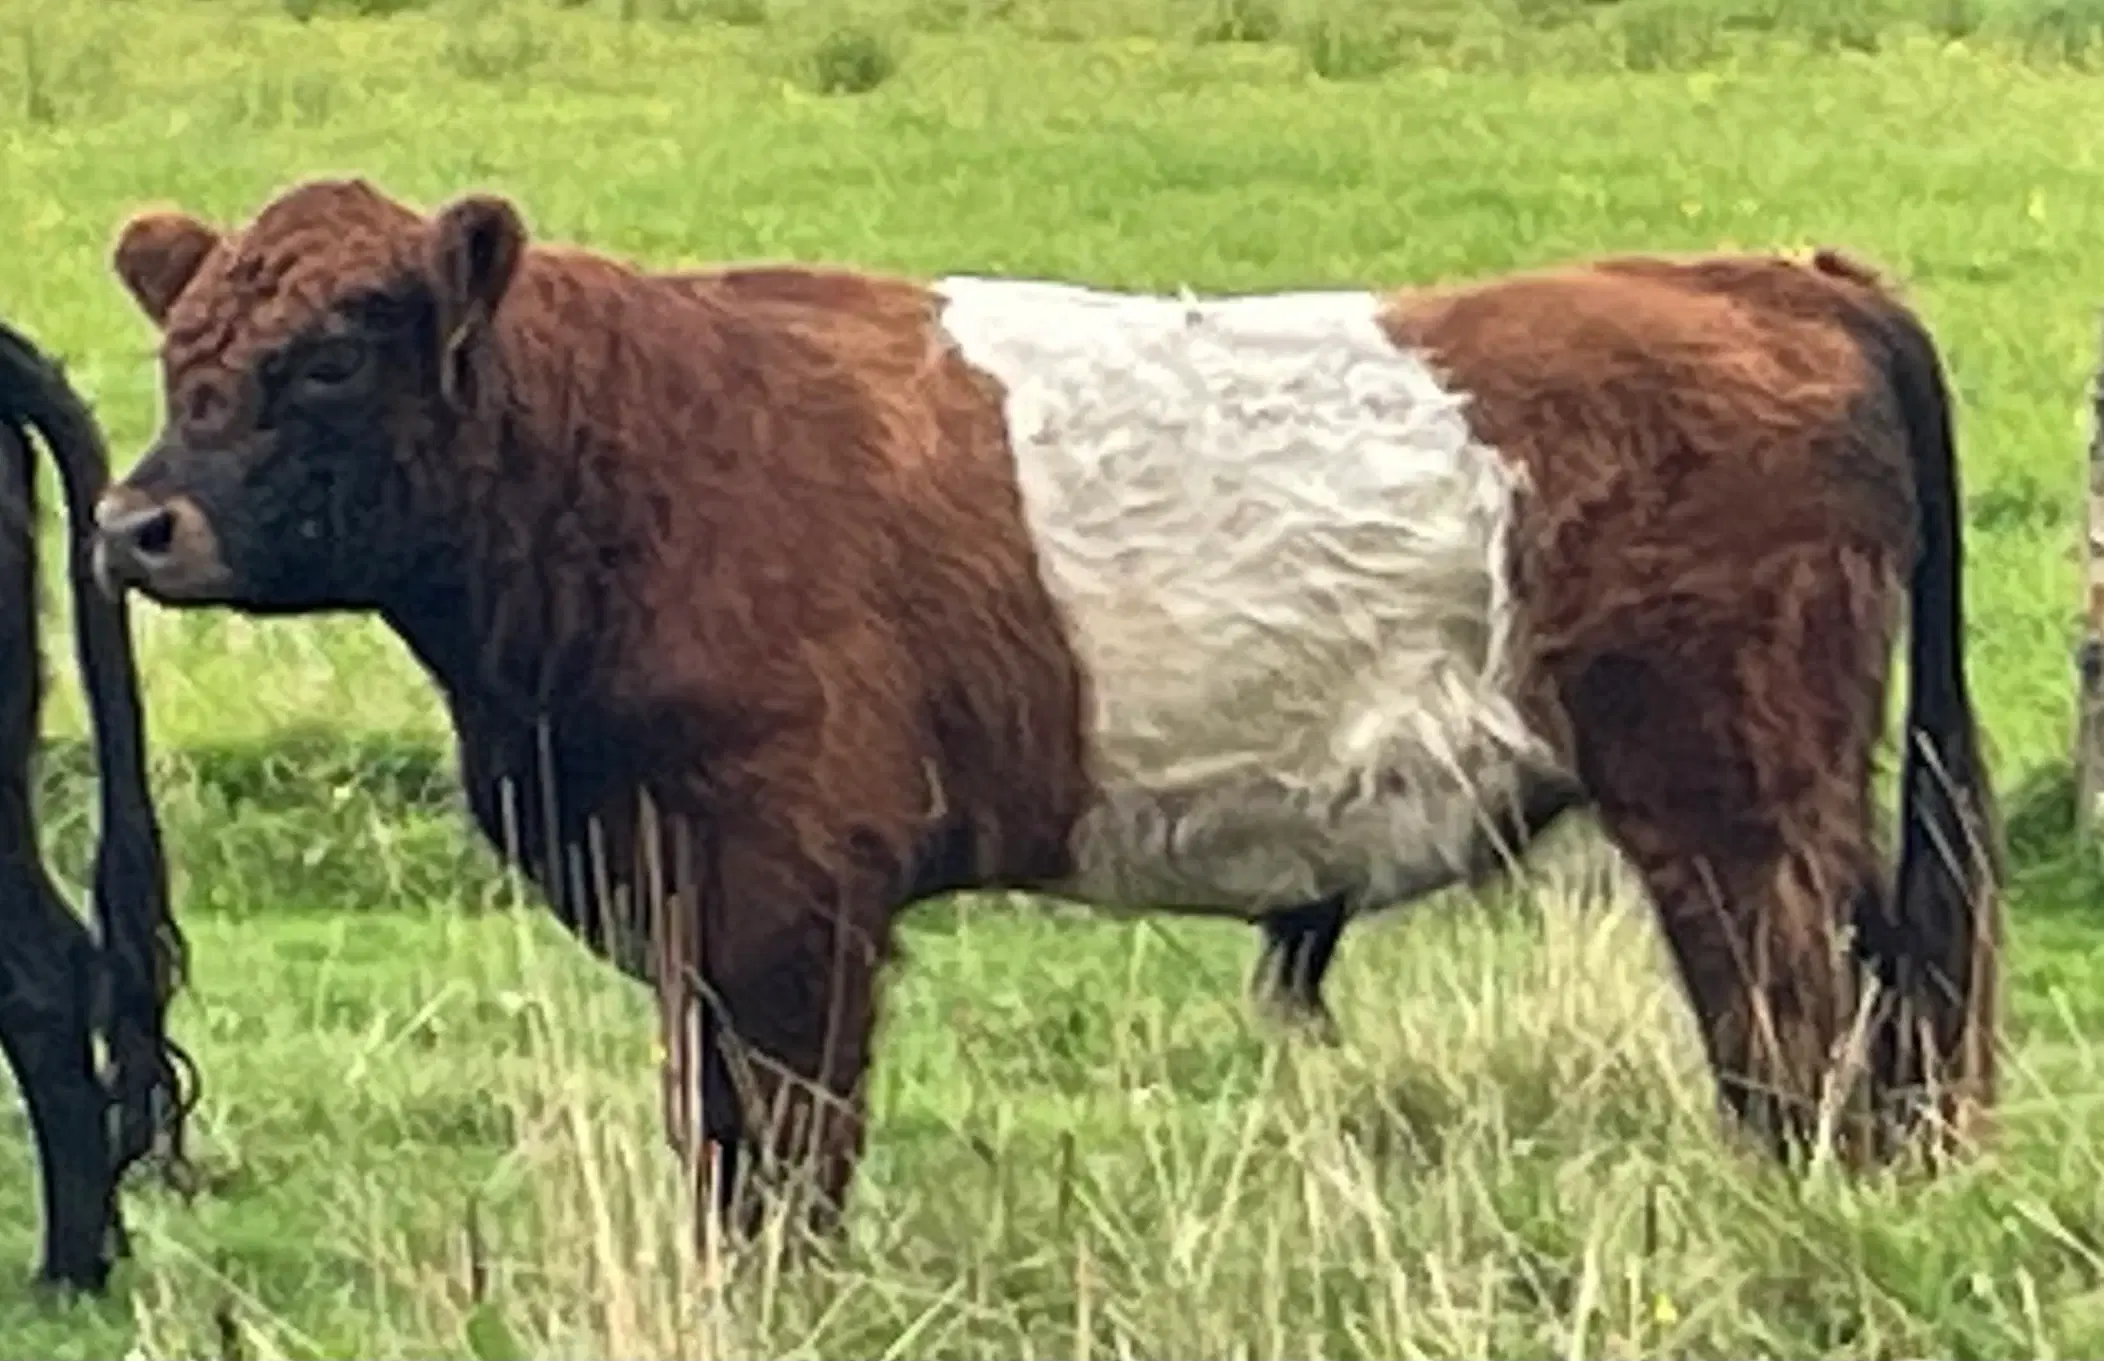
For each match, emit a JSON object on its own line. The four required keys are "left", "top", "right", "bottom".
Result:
{"left": 91, "top": 487, "right": 228, "bottom": 603}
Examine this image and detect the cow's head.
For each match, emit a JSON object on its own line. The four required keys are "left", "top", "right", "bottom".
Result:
{"left": 93, "top": 177, "right": 527, "bottom": 614}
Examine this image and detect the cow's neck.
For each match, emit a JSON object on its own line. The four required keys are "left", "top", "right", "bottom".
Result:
{"left": 381, "top": 576, "right": 537, "bottom": 862}
{"left": 380, "top": 574, "right": 477, "bottom": 699}
{"left": 379, "top": 554, "right": 672, "bottom": 978}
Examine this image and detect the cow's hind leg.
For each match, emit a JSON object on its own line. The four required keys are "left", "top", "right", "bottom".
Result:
{"left": 1250, "top": 768, "right": 1585, "bottom": 1044}
{"left": 1252, "top": 894, "right": 1349, "bottom": 1043}
{"left": 1564, "top": 556, "right": 1893, "bottom": 1164}
{"left": 0, "top": 863, "right": 122, "bottom": 1291}
{"left": 0, "top": 423, "right": 122, "bottom": 1287}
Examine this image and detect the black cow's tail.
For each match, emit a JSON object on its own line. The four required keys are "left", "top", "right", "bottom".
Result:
{"left": 1815, "top": 250, "right": 2003, "bottom": 1147}
{"left": 0, "top": 318, "right": 195, "bottom": 1187}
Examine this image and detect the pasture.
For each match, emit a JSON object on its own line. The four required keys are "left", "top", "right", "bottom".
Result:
{"left": 8, "top": 0, "right": 2104, "bottom": 1354}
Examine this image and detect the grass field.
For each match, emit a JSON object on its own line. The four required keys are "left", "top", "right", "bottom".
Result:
{"left": 11, "top": 0, "right": 2104, "bottom": 1355}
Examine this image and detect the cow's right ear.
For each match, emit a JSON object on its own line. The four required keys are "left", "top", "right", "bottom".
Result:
{"left": 426, "top": 193, "right": 526, "bottom": 412}
{"left": 111, "top": 210, "right": 220, "bottom": 329}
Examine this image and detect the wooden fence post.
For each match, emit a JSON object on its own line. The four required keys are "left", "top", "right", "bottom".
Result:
{"left": 2074, "top": 311, "right": 2104, "bottom": 839}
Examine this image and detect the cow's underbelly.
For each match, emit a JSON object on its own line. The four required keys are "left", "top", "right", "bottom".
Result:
{"left": 933, "top": 276, "right": 1565, "bottom": 917}
{"left": 1054, "top": 678, "right": 1556, "bottom": 917}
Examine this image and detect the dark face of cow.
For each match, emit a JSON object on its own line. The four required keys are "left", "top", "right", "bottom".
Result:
{"left": 93, "top": 178, "right": 527, "bottom": 616}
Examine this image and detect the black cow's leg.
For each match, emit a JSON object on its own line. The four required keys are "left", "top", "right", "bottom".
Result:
{"left": 1252, "top": 893, "right": 1350, "bottom": 1044}
{"left": 0, "top": 863, "right": 120, "bottom": 1292}
{"left": 1249, "top": 767, "right": 1591, "bottom": 1045}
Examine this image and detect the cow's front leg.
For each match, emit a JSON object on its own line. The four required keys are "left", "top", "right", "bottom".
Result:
{"left": 664, "top": 899, "right": 886, "bottom": 1251}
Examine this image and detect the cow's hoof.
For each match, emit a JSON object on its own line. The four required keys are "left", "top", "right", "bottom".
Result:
{"left": 1254, "top": 990, "right": 1345, "bottom": 1047}
{"left": 33, "top": 1255, "right": 112, "bottom": 1298}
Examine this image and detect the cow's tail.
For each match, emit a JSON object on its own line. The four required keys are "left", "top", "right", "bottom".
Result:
{"left": 1815, "top": 249, "right": 2003, "bottom": 1147}
{"left": 0, "top": 318, "right": 195, "bottom": 1187}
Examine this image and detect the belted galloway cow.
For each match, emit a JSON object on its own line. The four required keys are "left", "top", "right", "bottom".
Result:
{"left": 91, "top": 176, "right": 2000, "bottom": 1244}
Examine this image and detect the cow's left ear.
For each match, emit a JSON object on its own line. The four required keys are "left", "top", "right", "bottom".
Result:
{"left": 425, "top": 192, "right": 526, "bottom": 411}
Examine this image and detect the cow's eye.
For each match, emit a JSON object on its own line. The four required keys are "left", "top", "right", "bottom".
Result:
{"left": 302, "top": 336, "right": 368, "bottom": 388}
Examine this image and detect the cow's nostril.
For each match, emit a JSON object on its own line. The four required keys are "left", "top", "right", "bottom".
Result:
{"left": 134, "top": 509, "right": 175, "bottom": 557}
{"left": 112, "top": 505, "right": 177, "bottom": 559}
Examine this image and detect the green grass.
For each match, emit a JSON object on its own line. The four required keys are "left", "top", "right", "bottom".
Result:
{"left": 8, "top": 0, "right": 2104, "bottom": 1355}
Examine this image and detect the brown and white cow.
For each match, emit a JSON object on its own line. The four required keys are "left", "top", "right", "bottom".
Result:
{"left": 0, "top": 318, "right": 189, "bottom": 1292}
{"left": 91, "top": 177, "right": 1999, "bottom": 1245}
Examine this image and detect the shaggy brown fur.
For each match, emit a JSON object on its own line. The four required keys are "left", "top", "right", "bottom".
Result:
{"left": 1374, "top": 248, "right": 2001, "bottom": 1159}
{"left": 0, "top": 318, "right": 186, "bottom": 1292}
{"left": 97, "top": 181, "right": 1093, "bottom": 1237}
{"left": 1235, "top": 250, "right": 1998, "bottom": 1161}
{"left": 92, "top": 178, "right": 1998, "bottom": 1251}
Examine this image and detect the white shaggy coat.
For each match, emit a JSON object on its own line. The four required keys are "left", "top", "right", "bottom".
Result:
{"left": 933, "top": 277, "right": 1562, "bottom": 918}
